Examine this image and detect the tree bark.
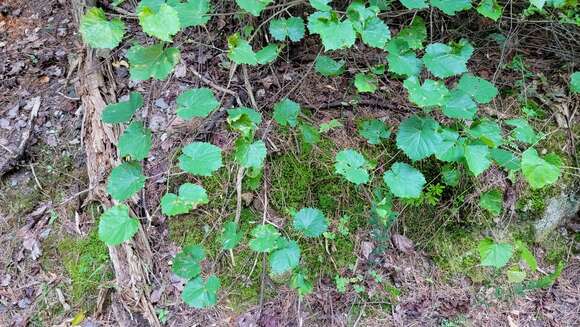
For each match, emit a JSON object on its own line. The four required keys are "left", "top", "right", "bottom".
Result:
{"left": 72, "top": 1, "right": 159, "bottom": 326}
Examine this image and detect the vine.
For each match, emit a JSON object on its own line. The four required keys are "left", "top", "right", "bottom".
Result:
{"left": 80, "top": 0, "right": 578, "bottom": 309}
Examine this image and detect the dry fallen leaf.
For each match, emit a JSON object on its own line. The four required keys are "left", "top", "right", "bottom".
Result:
{"left": 392, "top": 234, "right": 415, "bottom": 254}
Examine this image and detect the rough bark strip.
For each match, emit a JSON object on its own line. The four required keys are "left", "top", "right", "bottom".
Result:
{"left": 72, "top": 1, "right": 159, "bottom": 326}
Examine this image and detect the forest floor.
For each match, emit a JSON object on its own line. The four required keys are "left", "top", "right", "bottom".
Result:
{"left": 0, "top": 1, "right": 579, "bottom": 326}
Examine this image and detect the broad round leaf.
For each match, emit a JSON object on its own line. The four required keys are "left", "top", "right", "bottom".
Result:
{"left": 80, "top": 7, "right": 125, "bottom": 49}
{"left": 269, "top": 17, "right": 305, "bottom": 42}
{"left": 505, "top": 118, "right": 539, "bottom": 144}
{"left": 334, "top": 149, "right": 370, "bottom": 185}
{"left": 227, "top": 35, "right": 257, "bottom": 65}
{"left": 479, "top": 189, "right": 503, "bottom": 216}
{"left": 477, "top": 0, "right": 502, "bottom": 21}
{"left": 464, "top": 142, "right": 491, "bottom": 176}
{"left": 354, "top": 73, "right": 377, "bottom": 93}
{"left": 269, "top": 239, "right": 301, "bottom": 275}
{"left": 310, "top": 0, "right": 332, "bottom": 11}
{"left": 220, "top": 221, "right": 242, "bottom": 250}
{"left": 235, "top": 0, "right": 272, "bottom": 16}
{"left": 234, "top": 140, "right": 267, "bottom": 169}
{"left": 442, "top": 89, "right": 477, "bottom": 120}
{"left": 161, "top": 193, "right": 191, "bottom": 217}
{"left": 179, "top": 142, "right": 223, "bottom": 176}
{"left": 138, "top": 4, "right": 180, "bottom": 41}
{"left": 521, "top": 148, "right": 561, "bottom": 189}
{"left": 172, "top": 244, "right": 205, "bottom": 279}
{"left": 403, "top": 76, "right": 449, "bottom": 108}
{"left": 431, "top": 0, "right": 472, "bottom": 15}
{"left": 400, "top": 0, "right": 428, "bottom": 9}
{"left": 176, "top": 88, "right": 219, "bottom": 119}
{"left": 169, "top": 0, "right": 211, "bottom": 28}
{"left": 227, "top": 107, "right": 263, "bottom": 125}
{"left": 106, "top": 161, "right": 146, "bottom": 201}
{"left": 490, "top": 148, "right": 520, "bottom": 171}
{"left": 119, "top": 121, "right": 152, "bottom": 161}
{"left": 396, "top": 115, "right": 443, "bottom": 161}
{"left": 395, "top": 16, "right": 426, "bottom": 50}
{"left": 478, "top": 238, "right": 513, "bottom": 269}
{"left": 386, "top": 39, "right": 423, "bottom": 77}
{"left": 178, "top": 183, "right": 209, "bottom": 208}
{"left": 468, "top": 119, "right": 503, "bottom": 148}
{"left": 273, "top": 99, "right": 301, "bottom": 127}
{"left": 256, "top": 44, "right": 279, "bottom": 65}
{"left": 249, "top": 224, "right": 281, "bottom": 253}
{"left": 383, "top": 162, "right": 425, "bottom": 199}
{"left": 293, "top": 208, "right": 328, "bottom": 237}
{"left": 98, "top": 204, "right": 139, "bottom": 246}
{"left": 571, "top": 72, "right": 580, "bottom": 93}
{"left": 457, "top": 73, "right": 498, "bottom": 104}
{"left": 126, "top": 43, "right": 180, "bottom": 81}
{"left": 182, "top": 275, "right": 221, "bottom": 309}
{"left": 101, "top": 92, "right": 143, "bottom": 123}
{"left": 423, "top": 40, "right": 473, "bottom": 78}
{"left": 359, "top": 119, "right": 391, "bottom": 145}
{"left": 315, "top": 55, "right": 346, "bottom": 77}
{"left": 361, "top": 16, "right": 391, "bottom": 49}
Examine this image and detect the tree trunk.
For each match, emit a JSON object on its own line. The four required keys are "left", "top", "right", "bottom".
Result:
{"left": 72, "top": 1, "right": 160, "bottom": 326}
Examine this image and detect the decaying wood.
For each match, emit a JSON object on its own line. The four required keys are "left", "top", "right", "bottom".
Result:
{"left": 72, "top": 0, "right": 159, "bottom": 326}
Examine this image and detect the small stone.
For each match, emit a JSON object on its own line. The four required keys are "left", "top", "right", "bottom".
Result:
{"left": 154, "top": 98, "right": 169, "bottom": 109}
{"left": 0, "top": 119, "right": 10, "bottom": 129}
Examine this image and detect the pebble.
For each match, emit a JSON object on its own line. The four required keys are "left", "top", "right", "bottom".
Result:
{"left": 0, "top": 119, "right": 10, "bottom": 129}
{"left": 154, "top": 98, "right": 169, "bottom": 109}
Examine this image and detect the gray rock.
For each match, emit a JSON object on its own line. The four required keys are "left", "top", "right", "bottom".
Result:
{"left": 534, "top": 191, "right": 580, "bottom": 242}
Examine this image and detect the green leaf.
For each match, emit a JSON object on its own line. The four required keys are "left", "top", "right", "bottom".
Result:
{"left": 220, "top": 221, "right": 242, "bottom": 250}
{"left": 491, "top": 148, "right": 520, "bottom": 171}
{"left": 507, "top": 269, "right": 526, "bottom": 283}
{"left": 256, "top": 44, "right": 279, "bottom": 65}
{"left": 249, "top": 224, "right": 281, "bottom": 253}
{"left": 423, "top": 40, "right": 473, "bottom": 78}
{"left": 477, "top": 0, "right": 502, "bottom": 21}
{"left": 505, "top": 118, "right": 540, "bottom": 144}
{"left": 386, "top": 39, "right": 423, "bottom": 77}
{"left": 521, "top": 148, "right": 561, "bottom": 189}
{"left": 360, "top": 16, "right": 391, "bottom": 49}
{"left": 441, "top": 165, "right": 460, "bottom": 187}
{"left": 464, "top": 142, "right": 491, "bottom": 176}
{"left": 315, "top": 55, "right": 346, "bottom": 77}
{"left": 269, "top": 17, "right": 305, "bottom": 42}
{"left": 179, "top": 142, "right": 223, "bottom": 176}
{"left": 126, "top": 43, "right": 180, "bottom": 81}
{"left": 273, "top": 99, "right": 301, "bottom": 127}
{"left": 102, "top": 92, "right": 143, "bottom": 123}
{"left": 227, "top": 34, "right": 257, "bottom": 65}
{"left": 400, "top": 0, "right": 428, "bottom": 9}
{"left": 395, "top": 16, "right": 426, "bottom": 50}
{"left": 291, "top": 271, "right": 313, "bottom": 296}
{"left": 80, "top": 7, "right": 125, "bottom": 49}
{"left": 431, "top": 0, "right": 472, "bottom": 15}
{"left": 468, "top": 119, "right": 503, "bottom": 148}
{"left": 234, "top": 140, "right": 267, "bottom": 169}
{"left": 119, "top": 121, "right": 152, "bottom": 161}
{"left": 396, "top": 115, "right": 443, "bottom": 161}
{"left": 530, "top": 0, "right": 545, "bottom": 9}
{"left": 309, "top": 0, "right": 332, "bottom": 11}
{"left": 354, "top": 73, "right": 377, "bottom": 93}
{"left": 235, "top": 0, "right": 273, "bottom": 16}
{"left": 176, "top": 88, "right": 219, "bottom": 119}
{"left": 179, "top": 183, "right": 209, "bottom": 208}
{"left": 359, "top": 119, "right": 391, "bottom": 145}
{"left": 478, "top": 238, "right": 513, "bottom": 269}
{"left": 525, "top": 262, "right": 564, "bottom": 289}
{"left": 403, "top": 76, "right": 450, "bottom": 108}
{"left": 168, "top": 0, "right": 211, "bottom": 28}
{"left": 300, "top": 123, "right": 321, "bottom": 145}
{"left": 98, "top": 204, "right": 139, "bottom": 246}
{"left": 182, "top": 275, "right": 220, "bottom": 309}
{"left": 172, "top": 244, "right": 205, "bottom": 279}
{"left": 442, "top": 89, "right": 478, "bottom": 120}
{"left": 479, "top": 189, "right": 503, "bottom": 216}
{"left": 107, "top": 162, "right": 146, "bottom": 201}
{"left": 138, "top": 4, "right": 180, "bottom": 41}
{"left": 457, "top": 74, "right": 498, "bottom": 104}
{"left": 515, "top": 240, "right": 537, "bottom": 271}
{"left": 269, "top": 239, "right": 301, "bottom": 275}
{"left": 307, "top": 12, "right": 356, "bottom": 51}
{"left": 435, "top": 129, "right": 464, "bottom": 162}
{"left": 383, "top": 162, "right": 426, "bottom": 199}
{"left": 319, "top": 119, "right": 343, "bottom": 133}
{"left": 334, "top": 149, "right": 370, "bottom": 185}
{"left": 571, "top": 72, "right": 580, "bottom": 93}
{"left": 161, "top": 193, "right": 190, "bottom": 216}
{"left": 227, "top": 107, "right": 263, "bottom": 125}
{"left": 293, "top": 208, "right": 328, "bottom": 237}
